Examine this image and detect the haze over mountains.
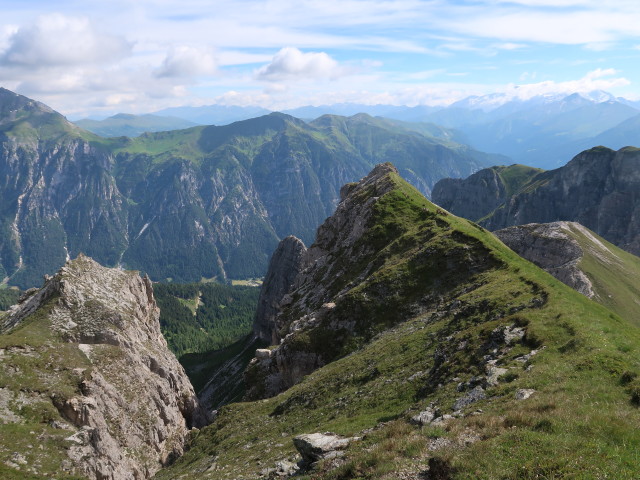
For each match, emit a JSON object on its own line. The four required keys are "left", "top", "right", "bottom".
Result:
{"left": 73, "top": 90, "right": 640, "bottom": 170}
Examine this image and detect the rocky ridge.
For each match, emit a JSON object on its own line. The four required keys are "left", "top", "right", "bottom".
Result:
{"left": 0, "top": 255, "right": 206, "bottom": 479}
{"left": 157, "top": 163, "right": 640, "bottom": 479}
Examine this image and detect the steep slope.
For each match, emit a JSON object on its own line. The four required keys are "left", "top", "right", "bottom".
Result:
{"left": 431, "top": 164, "right": 543, "bottom": 223}
{"left": 159, "top": 164, "right": 640, "bottom": 479}
{"left": 495, "top": 221, "right": 640, "bottom": 326}
{"left": 0, "top": 88, "right": 495, "bottom": 287}
{"left": 432, "top": 146, "right": 640, "bottom": 257}
{"left": 0, "top": 88, "right": 129, "bottom": 288}
{"left": 0, "top": 255, "right": 206, "bottom": 479}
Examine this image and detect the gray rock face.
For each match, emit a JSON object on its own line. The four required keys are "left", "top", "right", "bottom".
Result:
{"left": 431, "top": 168, "right": 507, "bottom": 221}
{"left": 1, "top": 255, "right": 207, "bottom": 479}
{"left": 253, "top": 236, "right": 307, "bottom": 343}
{"left": 495, "top": 222, "right": 595, "bottom": 297}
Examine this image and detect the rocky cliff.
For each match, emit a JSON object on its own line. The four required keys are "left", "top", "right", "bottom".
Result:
{"left": 432, "top": 147, "right": 640, "bottom": 256}
{"left": 253, "top": 235, "right": 307, "bottom": 344}
{"left": 494, "top": 222, "right": 595, "bottom": 297}
{"left": 495, "top": 221, "right": 640, "bottom": 327}
{"left": 0, "top": 255, "right": 206, "bottom": 479}
{"left": 245, "top": 163, "right": 505, "bottom": 400}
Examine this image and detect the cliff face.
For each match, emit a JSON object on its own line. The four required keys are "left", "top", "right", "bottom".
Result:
{"left": 0, "top": 255, "right": 206, "bottom": 479}
{"left": 495, "top": 221, "right": 640, "bottom": 327}
{"left": 432, "top": 147, "right": 640, "bottom": 257}
{"left": 431, "top": 167, "right": 508, "bottom": 222}
{"left": 253, "top": 235, "right": 307, "bottom": 344}
{"left": 494, "top": 222, "right": 595, "bottom": 297}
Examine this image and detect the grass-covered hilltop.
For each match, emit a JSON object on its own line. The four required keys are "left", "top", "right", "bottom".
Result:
{"left": 157, "top": 163, "right": 640, "bottom": 479}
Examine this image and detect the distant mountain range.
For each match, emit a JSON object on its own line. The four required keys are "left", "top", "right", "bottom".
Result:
{"left": 74, "top": 113, "right": 197, "bottom": 137}
{"left": 75, "top": 90, "right": 640, "bottom": 169}
{"left": 0, "top": 87, "right": 495, "bottom": 288}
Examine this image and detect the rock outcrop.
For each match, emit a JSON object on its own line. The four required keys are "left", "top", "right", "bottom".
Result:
{"left": 0, "top": 255, "right": 207, "bottom": 479}
{"left": 495, "top": 222, "right": 595, "bottom": 297}
{"left": 253, "top": 236, "right": 307, "bottom": 344}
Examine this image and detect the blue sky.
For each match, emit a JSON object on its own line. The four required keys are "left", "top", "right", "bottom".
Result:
{"left": 1, "top": 0, "right": 640, "bottom": 118}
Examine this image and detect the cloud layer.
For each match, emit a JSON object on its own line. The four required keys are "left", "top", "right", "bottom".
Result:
{"left": 1, "top": 1, "right": 639, "bottom": 116}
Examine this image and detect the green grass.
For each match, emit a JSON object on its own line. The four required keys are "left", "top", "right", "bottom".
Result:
{"left": 0, "top": 297, "right": 94, "bottom": 478}
{"left": 158, "top": 170, "right": 640, "bottom": 479}
{"left": 565, "top": 224, "right": 640, "bottom": 328}
{"left": 494, "top": 164, "right": 545, "bottom": 197}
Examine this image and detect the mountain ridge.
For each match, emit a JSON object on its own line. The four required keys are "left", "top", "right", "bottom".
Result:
{"left": 160, "top": 162, "right": 640, "bottom": 479}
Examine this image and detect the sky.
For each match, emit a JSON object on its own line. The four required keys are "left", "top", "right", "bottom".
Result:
{"left": 2, "top": 0, "right": 640, "bottom": 118}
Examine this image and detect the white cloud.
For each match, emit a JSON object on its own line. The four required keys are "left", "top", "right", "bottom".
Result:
{"left": 0, "top": 13, "right": 131, "bottom": 67}
{"left": 502, "top": 68, "right": 630, "bottom": 99}
{"left": 255, "top": 47, "right": 348, "bottom": 81}
{"left": 155, "top": 46, "right": 217, "bottom": 78}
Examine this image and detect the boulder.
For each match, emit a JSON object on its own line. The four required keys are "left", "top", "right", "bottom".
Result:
{"left": 293, "top": 433, "right": 357, "bottom": 464}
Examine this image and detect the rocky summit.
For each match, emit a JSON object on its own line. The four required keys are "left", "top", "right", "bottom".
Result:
{"left": 0, "top": 255, "right": 206, "bottom": 479}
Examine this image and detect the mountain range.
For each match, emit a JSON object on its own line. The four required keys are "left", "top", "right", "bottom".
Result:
{"left": 0, "top": 87, "right": 495, "bottom": 288}
{"left": 2, "top": 83, "right": 640, "bottom": 479}
{"left": 76, "top": 90, "right": 640, "bottom": 170}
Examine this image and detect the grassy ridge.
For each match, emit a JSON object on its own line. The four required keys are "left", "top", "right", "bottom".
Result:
{"left": 158, "top": 172, "right": 640, "bottom": 479}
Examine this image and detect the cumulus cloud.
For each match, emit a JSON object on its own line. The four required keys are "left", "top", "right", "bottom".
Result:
{"left": 0, "top": 13, "right": 131, "bottom": 67}
{"left": 155, "top": 46, "right": 217, "bottom": 78}
{"left": 255, "top": 47, "right": 347, "bottom": 81}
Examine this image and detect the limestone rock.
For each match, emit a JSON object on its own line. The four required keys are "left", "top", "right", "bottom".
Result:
{"left": 0, "top": 255, "right": 207, "bottom": 479}
{"left": 246, "top": 164, "right": 402, "bottom": 399}
{"left": 293, "top": 433, "right": 357, "bottom": 464}
{"left": 453, "top": 386, "right": 487, "bottom": 411}
{"left": 253, "top": 236, "right": 307, "bottom": 344}
{"left": 495, "top": 222, "right": 595, "bottom": 297}
{"left": 515, "top": 389, "right": 536, "bottom": 400}
{"left": 410, "top": 407, "right": 439, "bottom": 426}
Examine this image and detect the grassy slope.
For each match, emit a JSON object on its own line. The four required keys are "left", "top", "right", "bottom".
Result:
{"left": 568, "top": 223, "right": 640, "bottom": 328}
{"left": 494, "top": 164, "right": 545, "bottom": 197}
{"left": 158, "top": 173, "right": 640, "bottom": 479}
{"left": 0, "top": 297, "right": 90, "bottom": 479}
